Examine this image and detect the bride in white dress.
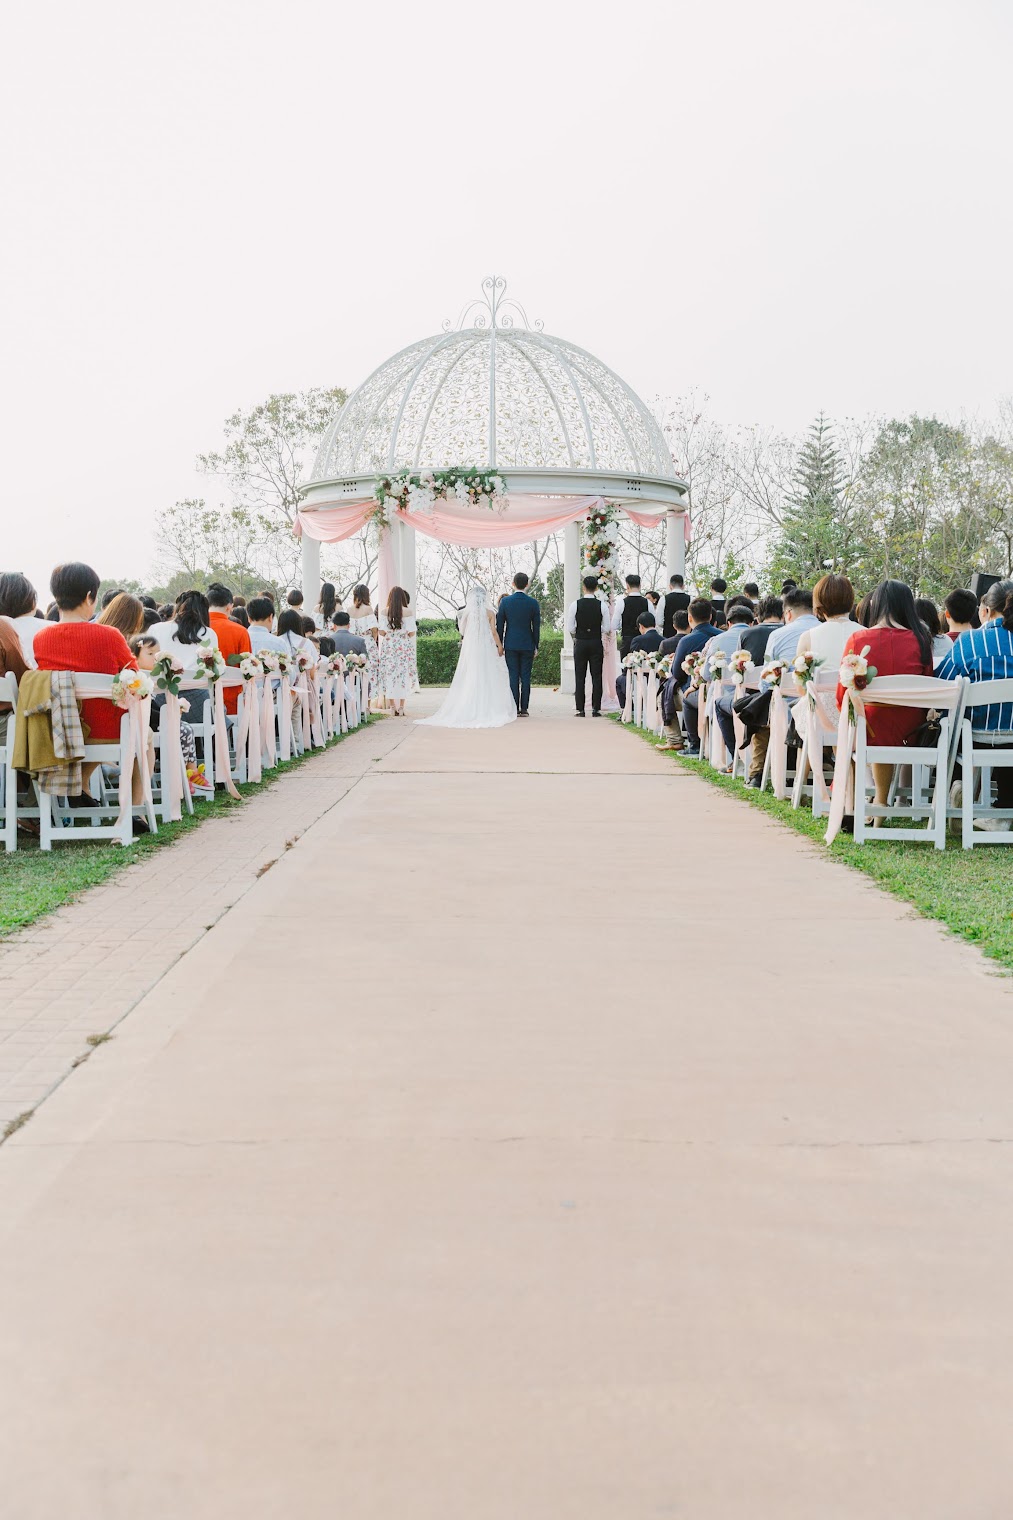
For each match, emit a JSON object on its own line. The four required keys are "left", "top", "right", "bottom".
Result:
{"left": 416, "top": 583, "right": 517, "bottom": 729}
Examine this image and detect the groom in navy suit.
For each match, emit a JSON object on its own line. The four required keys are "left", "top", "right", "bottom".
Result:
{"left": 496, "top": 572, "right": 541, "bottom": 716}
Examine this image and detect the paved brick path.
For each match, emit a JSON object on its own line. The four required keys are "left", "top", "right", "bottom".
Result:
{"left": 0, "top": 716, "right": 408, "bottom": 1132}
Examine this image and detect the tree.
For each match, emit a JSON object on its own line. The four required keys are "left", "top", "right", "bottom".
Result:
{"left": 769, "top": 414, "right": 867, "bottom": 584}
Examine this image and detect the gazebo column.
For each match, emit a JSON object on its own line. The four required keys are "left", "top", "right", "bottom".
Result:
{"left": 301, "top": 531, "right": 321, "bottom": 608}
{"left": 401, "top": 518, "right": 418, "bottom": 606}
{"left": 560, "top": 519, "right": 580, "bottom": 693}
{"left": 666, "top": 509, "right": 686, "bottom": 583}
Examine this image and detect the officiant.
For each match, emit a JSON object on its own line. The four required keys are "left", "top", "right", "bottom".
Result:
{"left": 566, "top": 574, "right": 610, "bottom": 717}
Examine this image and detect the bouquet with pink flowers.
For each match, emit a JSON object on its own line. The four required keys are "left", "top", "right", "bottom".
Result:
{"left": 194, "top": 643, "right": 227, "bottom": 684}
{"left": 792, "top": 650, "right": 824, "bottom": 685}
{"left": 237, "top": 653, "right": 263, "bottom": 682}
{"left": 839, "top": 646, "right": 876, "bottom": 692}
{"left": 258, "top": 649, "right": 281, "bottom": 675}
{"left": 760, "top": 657, "right": 788, "bottom": 687}
{"left": 708, "top": 647, "right": 729, "bottom": 681}
{"left": 273, "top": 648, "right": 294, "bottom": 676}
{"left": 682, "top": 649, "right": 705, "bottom": 688}
{"left": 295, "top": 649, "right": 316, "bottom": 677}
{"left": 151, "top": 650, "right": 184, "bottom": 697}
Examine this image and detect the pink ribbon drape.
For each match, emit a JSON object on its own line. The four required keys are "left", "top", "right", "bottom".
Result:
{"left": 214, "top": 678, "right": 241, "bottom": 800}
{"left": 78, "top": 685, "right": 155, "bottom": 834}
{"left": 161, "top": 691, "right": 186, "bottom": 821}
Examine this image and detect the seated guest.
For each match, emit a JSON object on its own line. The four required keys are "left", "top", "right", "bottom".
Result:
{"left": 795, "top": 574, "right": 860, "bottom": 668}
{"left": 660, "top": 598, "right": 721, "bottom": 752}
{"left": 286, "top": 588, "right": 304, "bottom": 611}
{"left": 739, "top": 596, "right": 783, "bottom": 666}
{"left": 743, "top": 581, "right": 760, "bottom": 608}
{"left": 915, "top": 598, "right": 952, "bottom": 666}
{"left": 150, "top": 589, "right": 218, "bottom": 730}
{"left": 230, "top": 605, "right": 251, "bottom": 629}
{"left": 615, "top": 613, "right": 663, "bottom": 710}
{"left": 709, "top": 577, "right": 728, "bottom": 622}
{"left": 328, "top": 610, "right": 368, "bottom": 659}
{"left": 745, "top": 587, "right": 819, "bottom": 785}
{"left": 277, "top": 607, "right": 317, "bottom": 666}
{"left": 702, "top": 603, "right": 757, "bottom": 765}
{"left": 836, "top": 579, "right": 933, "bottom": 811}
{"left": 247, "top": 596, "right": 287, "bottom": 657}
{"left": 207, "top": 582, "right": 252, "bottom": 714}
{"left": 938, "top": 579, "right": 1013, "bottom": 831}
{"left": 943, "top": 587, "right": 978, "bottom": 639}
{"left": 97, "top": 592, "right": 145, "bottom": 644}
{"left": 0, "top": 571, "right": 42, "bottom": 667}
{"left": 100, "top": 587, "right": 126, "bottom": 609}
{"left": 34, "top": 562, "right": 139, "bottom": 796}
{"left": 301, "top": 615, "right": 321, "bottom": 645}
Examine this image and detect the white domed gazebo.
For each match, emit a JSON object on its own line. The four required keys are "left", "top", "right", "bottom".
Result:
{"left": 297, "top": 277, "right": 689, "bottom": 687}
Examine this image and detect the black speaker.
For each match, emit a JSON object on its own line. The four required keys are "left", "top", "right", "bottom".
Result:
{"left": 970, "top": 571, "right": 1002, "bottom": 600}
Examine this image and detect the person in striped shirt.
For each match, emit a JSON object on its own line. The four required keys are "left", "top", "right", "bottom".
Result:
{"left": 937, "top": 579, "right": 1013, "bottom": 827}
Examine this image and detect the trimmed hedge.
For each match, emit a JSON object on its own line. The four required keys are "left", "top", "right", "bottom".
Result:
{"left": 417, "top": 632, "right": 564, "bottom": 686}
{"left": 417, "top": 617, "right": 458, "bottom": 637}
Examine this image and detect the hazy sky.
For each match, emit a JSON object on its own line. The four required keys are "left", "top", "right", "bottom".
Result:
{"left": 3, "top": 0, "right": 1011, "bottom": 596}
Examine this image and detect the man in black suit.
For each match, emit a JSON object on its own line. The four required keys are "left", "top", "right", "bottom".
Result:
{"left": 661, "top": 574, "right": 691, "bottom": 639}
{"left": 614, "top": 574, "right": 650, "bottom": 659}
{"left": 615, "top": 611, "right": 662, "bottom": 709}
{"left": 495, "top": 572, "right": 541, "bottom": 716}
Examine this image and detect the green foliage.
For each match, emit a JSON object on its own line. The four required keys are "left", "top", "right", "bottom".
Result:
{"left": 542, "top": 563, "right": 566, "bottom": 629}
{"left": 417, "top": 617, "right": 458, "bottom": 637}
{"left": 769, "top": 414, "right": 866, "bottom": 585}
{"left": 417, "top": 632, "right": 564, "bottom": 686}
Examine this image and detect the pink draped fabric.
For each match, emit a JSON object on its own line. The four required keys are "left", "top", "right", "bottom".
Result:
{"left": 396, "top": 494, "right": 604, "bottom": 547}
{"left": 296, "top": 501, "right": 375, "bottom": 543}
{"left": 377, "top": 523, "right": 397, "bottom": 609}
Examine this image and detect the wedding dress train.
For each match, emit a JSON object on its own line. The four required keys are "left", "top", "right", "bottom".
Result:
{"left": 415, "top": 584, "right": 517, "bottom": 729}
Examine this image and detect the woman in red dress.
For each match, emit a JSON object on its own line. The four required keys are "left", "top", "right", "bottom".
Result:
{"left": 837, "top": 580, "right": 933, "bottom": 808}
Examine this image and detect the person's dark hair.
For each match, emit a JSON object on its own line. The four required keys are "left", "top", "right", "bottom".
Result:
{"left": 299, "top": 616, "right": 315, "bottom": 637}
{"left": 287, "top": 588, "right": 304, "bottom": 607}
{"left": 318, "top": 582, "right": 337, "bottom": 622}
{"left": 689, "top": 597, "right": 713, "bottom": 623}
{"left": 206, "top": 581, "right": 233, "bottom": 609}
{"left": 757, "top": 595, "right": 783, "bottom": 621}
{"left": 646, "top": 590, "right": 660, "bottom": 606}
{"left": 710, "top": 577, "right": 727, "bottom": 594}
{"left": 638, "top": 611, "right": 656, "bottom": 629}
{"left": 139, "top": 594, "right": 157, "bottom": 610}
{"left": 50, "top": 562, "right": 100, "bottom": 611}
{"left": 582, "top": 574, "right": 599, "bottom": 592}
{"left": 783, "top": 586, "right": 814, "bottom": 614}
{"left": 982, "top": 577, "right": 1013, "bottom": 631}
{"left": 625, "top": 574, "right": 641, "bottom": 589}
{"left": 725, "top": 594, "right": 753, "bottom": 612}
{"left": 130, "top": 633, "right": 159, "bottom": 658}
{"left": 944, "top": 588, "right": 979, "bottom": 627}
{"left": 352, "top": 583, "right": 371, "bottom": 609}
{"left": 512, "top": 572, "right": 529, "bottom": 590}
{"left": 0, "top": 571, "right": 36, "bottom": 619}
{"left": 174, "top": 589, "right": 210, "bottom": 645}
{"left": 100, "top": 588, "right": 125, "bottom": 609}
{"left": 669, "top": 574, "right": 684, "bottom": 588}
{"left": 780, "top": 578, "right": 798, "bottom": 596}
{"left": 257, "top": 589, "right": 276, "bottom": 606}
{"left": 813, "top": 573, "right": 855, "bottom": 620}
{"left": 914, "top": 597, "right": 942, "bottom": 639}
{"left": 673, "top": 609, "right": 690, "bottom": 633}
{"left": 158, "top": 603, "right": 174, "bottom": 622}
{"left": 247, "top": 596, "right": 274, "bottom": 623}
{"left": 97, "top": 592, "right": 145, "bottom": 640}
{"left": 334, "top": 610, "right": 350, "bottom": 627}
{"left": 743, "top": 581, "right": 759, "bottom": 598}
{"left": 386, "top": 586, "right": 410, "bottom": 630}
{"left": 230, "top": 606, "right": 250, "bottom": 629}
{"left": 318, "top": 635, "right": 336, "bottom": 657}
{"left": 727, "top": 604, "right": 755, "bottom": 625}
{"left": 864, "top": 579, "right": 932, "bottom": 665}
{"left": 277, "top": 608, "right": 304, "bottom": 640}
{"left": 142, "top": 606, "right": 161, "bottom": 630}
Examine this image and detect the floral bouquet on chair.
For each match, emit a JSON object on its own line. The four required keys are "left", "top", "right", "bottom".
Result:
{"left": 343, "top": 652, "right": 367, "bottom": 672}
{"left": 151, "top": 651, "right": 184, "bottom": 697}
{"left": 760, "top": 657, "right": 788, "bottom": 687}
{"left": 273, "top": 649, "right": 294, "bottom": 677}
{"left": 682, "top": 650, "right": 705, "bottom": 689}
{"left": 258, "top": 650, "right": 281, "bottom": 676}
{"left": 839, "top": 646, "right": 876, "bottom": 692}
{"left": 111, "top": 668, "right": 154, "bottom": 706}
{"left": 195, "top": 644, "right": 227, "bottom": 684}
{"left": 295, "top": 650, "right": 316, "bottom": 678}
{"left": 792, "top": 651, "right": 824, "bottom": 685}
{"left": 708, "top": 648, "right": 730, "bottom": 683}
{"left": 236, "top": 653, "right": 263, "bottom": 682}
{"left": 728, "top": 648, "right": 752, "bottom": 685}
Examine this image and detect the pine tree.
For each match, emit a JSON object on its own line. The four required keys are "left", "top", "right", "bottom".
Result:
{"left": 770, "top": 414, "right": 854, "bottom": 584}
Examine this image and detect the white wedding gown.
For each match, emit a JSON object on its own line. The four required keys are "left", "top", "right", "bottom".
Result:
{"left": 416, "top": 586, "right": 518, "bottom": 729}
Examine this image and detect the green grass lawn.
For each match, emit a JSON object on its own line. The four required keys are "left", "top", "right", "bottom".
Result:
{"left": 620, "top": 723, "right": 1013, "bottom": 975}
{"left": 0, "top": 721, "right": 378, "bottom": 939}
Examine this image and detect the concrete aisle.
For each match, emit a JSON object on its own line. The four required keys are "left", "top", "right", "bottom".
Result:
{"left": 1, "top": 692, "right": 1013, "bottom": 1518}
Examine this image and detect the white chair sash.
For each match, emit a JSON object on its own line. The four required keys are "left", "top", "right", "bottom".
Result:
{"left": 76, "top": 683, "right": 155, "bottom": 832}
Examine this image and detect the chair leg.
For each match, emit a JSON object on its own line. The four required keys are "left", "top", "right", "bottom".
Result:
{"left": 962, "top": 724, "right": 974, "bottom": 849}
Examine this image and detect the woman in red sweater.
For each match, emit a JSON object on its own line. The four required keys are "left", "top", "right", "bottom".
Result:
{"left": 837, "top": 579, "right": 933, "bottom": 809}
{"left": 34, "top": 562, "right": 138, "bottom": 751}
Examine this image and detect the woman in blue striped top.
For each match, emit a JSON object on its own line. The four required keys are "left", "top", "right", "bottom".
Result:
{"left": 937, "top": 579, "right": 1013, "bottom": 819}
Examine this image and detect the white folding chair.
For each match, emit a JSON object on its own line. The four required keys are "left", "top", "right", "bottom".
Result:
{"left": 0, "top": 672, "right": 19, "bottom": 851}
{"left": 761, "top": 674, "right": 803, "bottom": 798}
{"left": 852, "top": 676, "right": 966, "bottom": 848}
{"left": 959, "top": 679, "right": 1013, "bottom": 847}
{"left": 38, "top": 675, "right": 158, "bottom": 849}
{"left": 790, "top": 669, "right": 839, "bottom": 816}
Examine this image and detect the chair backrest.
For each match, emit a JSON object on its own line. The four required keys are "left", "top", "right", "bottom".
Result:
{"left": 811, "top": 669, "right": 838, "bottom": 692}
{"left": 859, "top": 675, "right": 964, "bottom": 711}
{"left": 962, "top": 677, "right": 1013, "bottom": 708}
{"left": 72, "top": 673, "right": 114, "bottom": 696}
{"left": 0, "top": 672, "right": 18, "bottom": 707}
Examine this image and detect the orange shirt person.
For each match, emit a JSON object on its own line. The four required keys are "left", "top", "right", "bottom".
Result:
{"left": 206, "top": 583, "right": 251, "bottom": 715}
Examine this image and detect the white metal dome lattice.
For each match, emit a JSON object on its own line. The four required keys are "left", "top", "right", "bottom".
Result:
{"left": 308, "top": 278, "right": 678, "bottom": 485}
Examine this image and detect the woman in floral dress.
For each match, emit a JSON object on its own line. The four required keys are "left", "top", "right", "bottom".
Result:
{"left": 349, "top": 584, "right": 380, "bottom": 704}
{"left": 378, "top": 586, "right": 418, "bottom": 716}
